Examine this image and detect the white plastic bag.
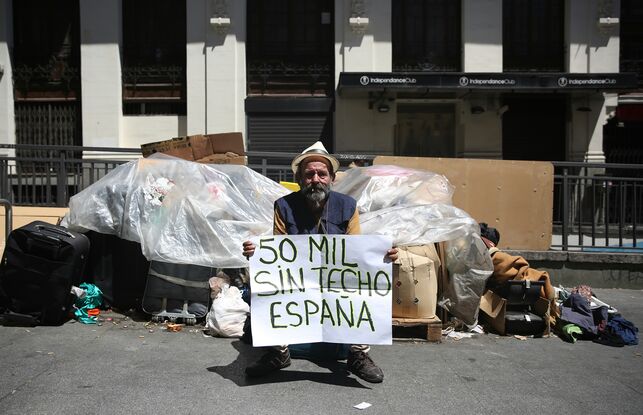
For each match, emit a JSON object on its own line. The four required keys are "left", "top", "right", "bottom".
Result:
{"left": 205, "top": 284, "right": 249, "bottom": 337}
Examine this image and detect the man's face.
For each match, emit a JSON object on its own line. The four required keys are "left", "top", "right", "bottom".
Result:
{"left": 299, "top": 160, "right": 332, "bottom": 207}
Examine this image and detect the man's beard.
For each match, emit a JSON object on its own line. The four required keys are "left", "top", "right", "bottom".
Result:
{"left": 300, "top": 182, "right": 330, "bottom": 210}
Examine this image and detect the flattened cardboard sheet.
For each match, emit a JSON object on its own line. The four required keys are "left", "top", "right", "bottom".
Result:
{"left": 375, "top": 156, "right": 553, "bottom": 251}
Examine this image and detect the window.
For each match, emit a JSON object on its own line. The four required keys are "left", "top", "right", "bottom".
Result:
{"left": 621, "top": 0, "right": 643, "bottom": 86}
{"left": 246, "top": 0, "right": 334, "bottom": 95}
{"left": 122, "top": 0, "right": 186, "bottom": 115}
{"left": 503, "top": 0, "right": 564, "bottom": 72}
{"left": 12, "top": 0, "right": 80, "bottom": 101}
{"left": 12, "top": 0, "right": 82, "bottom": 171}
{"left": 396, "top": 104, "right": 456, "bottom": 157}
{"left": 392, "top": 0, "right": 461, "bottom": 72}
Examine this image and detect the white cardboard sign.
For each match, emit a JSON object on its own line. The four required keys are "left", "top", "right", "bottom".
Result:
{"left": 249, "top": 235, "right": 393, "bottom": 347}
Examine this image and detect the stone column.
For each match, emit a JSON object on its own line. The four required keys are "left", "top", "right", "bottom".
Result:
{"left": 204, "top": 0, "right": 247, "bottom": 138}
{"left": 461, "top": 0, "right": 503, "bottom": 158}
{"left": 0, "top": 0, "right": 14, "bottom": 152}
{"left": 79, "top": 0, "right": 122, "bottom": 149}
{"left": 567, "top": 0, "right": 620, "bottom": 163}
{"left": 334, "top": 0, "right": 395, "bottom": 154}
{"left": 462, "top": 0, "right": 502, "bottom": 72}
{"left": 186, "top": 0, "right": 207, "bottom": 135}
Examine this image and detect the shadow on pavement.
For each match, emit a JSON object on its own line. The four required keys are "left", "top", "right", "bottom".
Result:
{"left": 206, "top": 340, "right": 369, "bottom": 389}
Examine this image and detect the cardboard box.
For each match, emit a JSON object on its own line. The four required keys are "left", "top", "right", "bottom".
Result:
{"left": 141, "top": 136, "right": 194, "bottom": 160}
{"left": 189, "top": 134, "right": 214, "bottom": 160}
{"left": 205, "top": 132, "right": 245, "bottom": 155}
{"left": 141, "top": 132, "right": 246, "bottom": 164}
{"left": 479, "top": 290, "right": 550, "bottom": 336}
{"left": 392, "top": 244, "right": 440, "bottom": 319}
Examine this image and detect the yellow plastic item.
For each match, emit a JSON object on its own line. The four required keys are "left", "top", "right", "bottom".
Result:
{"left": 280, "top": 181, "right": 300, "bottom": 192}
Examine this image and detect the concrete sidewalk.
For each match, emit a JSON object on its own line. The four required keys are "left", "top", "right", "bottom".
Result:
{"left": 1, "top": 289, "right": 642, "bottom": 415}
{"left": 509, "top": 250, "right": 643, "bottom": 290}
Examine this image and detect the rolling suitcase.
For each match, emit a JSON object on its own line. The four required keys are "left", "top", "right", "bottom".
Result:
{"left": 494, "top": 280, "right": 545, "bottom": 305}
{"left": 83, "top": 231, "right": 149, "bottom": 311}
{"left": 142, "top": 261, "right": 213, "bottom": 325}
{"left": 504, "top": 309, "right": 546, "bottom": 336}
{"left": 0, "top": 221, "right": 90, "bottom": 325}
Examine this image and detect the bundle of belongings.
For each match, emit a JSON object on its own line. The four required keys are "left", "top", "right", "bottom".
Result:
{"left": 477, "top": 223, "right": 554, "bottom": 337}
{"left": 62, "top": 154, "right": 287, "bottom": 329}
{"left": 555, "top": 285, "right": 639, "bottom": 347}
{"left": 333, "top": 165, "right": 493, "bottom": 328}
{"left": 62, "top": 156, "right": 494, "bottom": 329}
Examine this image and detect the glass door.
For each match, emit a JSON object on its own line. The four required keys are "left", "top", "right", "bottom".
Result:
{"left": 395, "top": 104, "right": 456, "bottom": 157}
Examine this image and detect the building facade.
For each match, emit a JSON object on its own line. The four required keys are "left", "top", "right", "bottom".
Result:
{"left": 0, "top": 0, "right": 639, "bottom": 163}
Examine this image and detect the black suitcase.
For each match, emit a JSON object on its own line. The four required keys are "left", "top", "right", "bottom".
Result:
{"left": 494, "top": 280, "right": 545, "bottom": 306}
{"left": 142, "top": 261, "right": 213, "bottom": 325}
{"left": 504, "top": 309, "right": 546, "bottom": 336}
{"left": 0, "top": 221, "right": 90, "bottom": 325}
{"left": 83, "top": 231, "right": 149, "bottom": 311}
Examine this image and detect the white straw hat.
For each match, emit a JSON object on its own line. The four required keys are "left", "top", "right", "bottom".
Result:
{"left": 291, "top": 141, "right": 340, "bottom": 174}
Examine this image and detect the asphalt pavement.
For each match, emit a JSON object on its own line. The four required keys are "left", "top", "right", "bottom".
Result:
{"left": 1, "top": 288, "right": 642, "bottom": 415}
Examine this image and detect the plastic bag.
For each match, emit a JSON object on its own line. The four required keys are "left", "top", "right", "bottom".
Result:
{"left": 62, "top": 154, "right": 290, "bottom": 268}
{"left": 205, "top": 284, "right": 249, "bottom": 337}
{"left": 73, "top": 283, "right": 103, "bottom": 324}
{"left": 336, "top": 166, "right": 493, "bottom": 327}
{"left": 333, "top": 165, "right": 454, "bottom": 212}
{"left": 439, "top": 234, "right": 493, "bottom": 327}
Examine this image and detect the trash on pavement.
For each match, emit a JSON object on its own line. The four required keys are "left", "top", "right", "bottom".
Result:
{"left": 354, "top": 402, "right": 372, "bottom": 410}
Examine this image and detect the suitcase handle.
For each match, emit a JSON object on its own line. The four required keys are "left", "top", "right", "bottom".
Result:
{"left": 34, "top": 224, "right": 75, "bottom": 239}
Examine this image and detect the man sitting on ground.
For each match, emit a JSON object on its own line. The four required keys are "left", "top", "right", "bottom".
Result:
{"left": 242, "top": 141, "right": 397, "bottom": 383}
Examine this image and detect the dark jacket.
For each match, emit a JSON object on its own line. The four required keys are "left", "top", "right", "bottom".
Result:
{"left": 274, "top": 190, "right": 357, "bottom": 235}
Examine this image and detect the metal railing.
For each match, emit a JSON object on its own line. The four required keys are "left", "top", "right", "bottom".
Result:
{"left": 0, "top": 144, "right": 138, "bottom": 206}
{"left": 552, "top": 162, "right": 643, "bottom": 252}
{"left": 0, "top": 144, "right": 641, "bottom": 252}
{"left": 246, "top": 60, "right": 334, "bottom": 96}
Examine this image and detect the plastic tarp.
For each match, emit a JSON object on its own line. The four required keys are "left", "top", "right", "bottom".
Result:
{"left": 333, "top": 166, "right": 493, "bottom": 327}
{"left": 62, "top": 154, "right": 290, "bottom": 268}
{"left": 334, "top": 164, "right": 454, "bottom": 211}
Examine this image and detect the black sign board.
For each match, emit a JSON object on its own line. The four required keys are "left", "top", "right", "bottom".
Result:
{"left": 338, "top": 72, "right": 638, "bottom": 94}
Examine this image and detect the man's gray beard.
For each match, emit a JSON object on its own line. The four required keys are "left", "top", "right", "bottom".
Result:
{"left": 300, "top": 182, "right": 330, "bottom": 210}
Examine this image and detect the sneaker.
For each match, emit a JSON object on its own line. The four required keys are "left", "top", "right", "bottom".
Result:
{"left": 245, "top": 349, "right": 291, "bottom": 378}
{"left": 347, "top": 351, "right": 384, "bottom": 383}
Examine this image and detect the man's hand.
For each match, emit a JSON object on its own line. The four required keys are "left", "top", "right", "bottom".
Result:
{"left": 243, "top": 240, "right": 256, "bottom": 258}
{"left": 385, "top": 247, "right": 398, "bottom": 262}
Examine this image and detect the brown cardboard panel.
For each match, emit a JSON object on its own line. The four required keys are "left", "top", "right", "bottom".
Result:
{"left": 205, "top": 132, "right": 245, "bottom": 155}
{"left": 0, "top": 207, "right": 69, "bottom": 255}
{"left": 189, "top": 134, "right": 213, "bottom": 160}
{"left": 197, "top": 154, "right": 247, "bottom": 165}
{"left": 141, "top": 136, "right": 194, "bottom": 160}
{"left": 374, "top": 156, "right": 553, "bottom": 251}
{"left": 163, "top": 146, "right": 194, "bottom": 161}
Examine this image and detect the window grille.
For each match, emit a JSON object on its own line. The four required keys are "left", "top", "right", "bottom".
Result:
{"left": 392, "top": 0, "right": 461, "bottom": 72}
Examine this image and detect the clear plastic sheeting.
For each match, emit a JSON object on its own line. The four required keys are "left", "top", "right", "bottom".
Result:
{"left": 440, "top": 235, "right": 493, "bottom": 327}
{"left": 62, "top": 154, "right": 290, "bottom": 268}
{"left": 359, "top": 204, "right": 478, "bottom": 247}
{"left": 333, "top": 165, "right": 454, "bottom": 212}
{"left": 335, "top": 166, "right": 493, "bottom": 327}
